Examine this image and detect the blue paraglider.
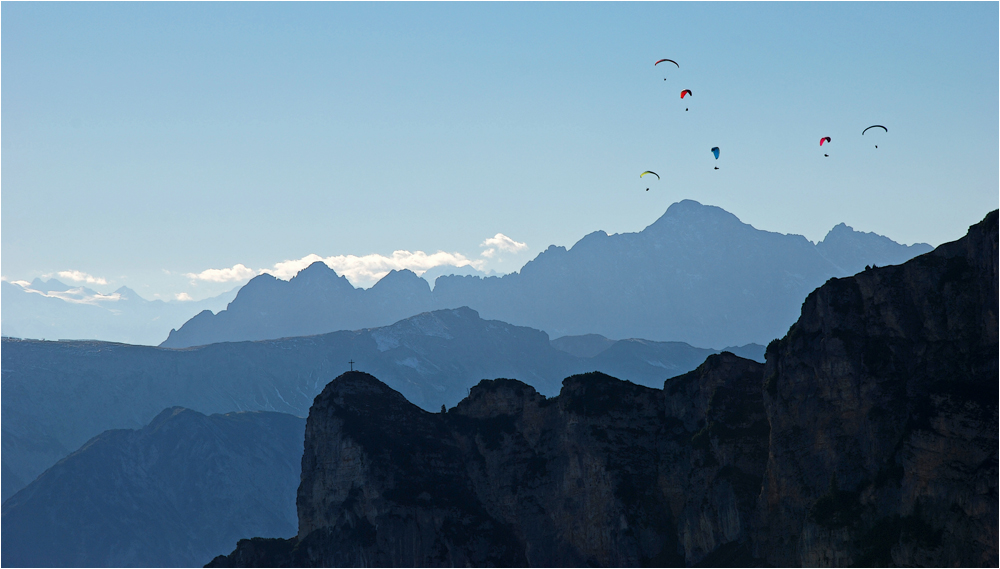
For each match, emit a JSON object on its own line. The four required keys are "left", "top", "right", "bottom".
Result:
{"left": 711, "top": 146, "right": 720, "bottom": 169}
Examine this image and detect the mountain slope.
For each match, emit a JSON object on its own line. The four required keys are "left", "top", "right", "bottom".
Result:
{"left": 2, "top": 408, "right": 304, "bottom": 568}
{"left": 163, "top": 201, "right": 932, "bottom": 349}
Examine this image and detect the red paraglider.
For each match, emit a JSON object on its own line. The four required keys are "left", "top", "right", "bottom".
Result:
{"left": 820, "top": 137, "right": 831, "bottom": 146}
{"left": 654, "top": 59, "right": 679, "bottom": 68}
{"left": 680, "top": 89, "right": 692, "bottom": 99}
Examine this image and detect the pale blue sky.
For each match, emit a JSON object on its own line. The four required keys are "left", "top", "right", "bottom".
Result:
{"left": 3, "top": 2, "right": 997, "bottom": 300}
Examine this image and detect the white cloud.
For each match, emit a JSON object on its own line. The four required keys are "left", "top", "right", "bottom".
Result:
{"left": 182, "top": 247, "right": 491, "bottom": 291}
{"left": 261, "top": 251, "right": 485, "bottom": 288}
{"left": 175, "top": 292, "right": 193, "bottom": 301}
{"left": 56, "top": 270, "right": 108, "bottom": 285}
{"left": 265, "top": 254, "right": 327, "bottom": 281}
{"left": 1, "top": 277, "right": 31, "bottom": 287}
{"left": 184, "top": 263, "right": 257, "bottom": 283}
{"left": 480, "top": 233, "right": 528, "bottom": 258}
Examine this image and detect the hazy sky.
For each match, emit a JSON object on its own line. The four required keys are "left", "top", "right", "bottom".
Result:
{"left": 3, "top": 2, "right": 997, "bottom": 300}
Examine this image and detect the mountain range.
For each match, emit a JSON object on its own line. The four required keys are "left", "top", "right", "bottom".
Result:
{"left": 1, "top": 309, "right": 760, "bottom": 503}
{"left": 162, "top": 200, "right": 932, "bottom": 350}
{"left": 3, "top": 210, "right": 992, "bottom": 567}
{"left": 2, "top": 408, "right": 304, "bottom": 568}
{"left": 210, "top": 209, "right": 997, "bottom": 567}
{"left": 1, "top": 278, "right": 237, "bottom": 345}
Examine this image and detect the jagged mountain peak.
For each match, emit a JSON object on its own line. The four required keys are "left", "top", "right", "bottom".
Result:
{"left": 645, "top": 199, "right": 747, "bottom": 232}
{"left": 28, "top": 278, "right": 74, "bottom": 293}
{"left": 289, "top": 261, "right": 353, "bottom": 289}
{"left": 112, "top": 286, "right": 144, "bottom": 301}
{"left": 370, "top": 269, "right": 431, "bottom": 294}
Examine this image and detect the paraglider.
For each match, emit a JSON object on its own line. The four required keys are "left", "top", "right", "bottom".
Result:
{"left": 680, "top": 89, "right": 692, "bottom": 110}
{"left": 654, "top": 59, "right": 679, "bottom": 68}
{"left": 862, "top": 125, "right": 887, "bottom": 148}
{"left": 640, "top": 170, "right": 660, "bottom": 191}
{"left": 711, "top": 147, "right": 720, "bottom": 169}
{"left": 820, "top": 136, "right": 831, "bottom": 146}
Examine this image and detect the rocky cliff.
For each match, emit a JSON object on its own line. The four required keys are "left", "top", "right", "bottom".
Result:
{"left": 210, "top": 211, "right": 995, "bottom": 567}
{"left": 210, "top": 354, "right": 769, "bottom": 567}
{"left": 753, "top": 209, "right": 998, "bottom": 566}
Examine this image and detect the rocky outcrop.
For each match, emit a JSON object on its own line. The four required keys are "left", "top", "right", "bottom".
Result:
{"left": 211, "top": 211, "right": 996, "bottom": 567}
{"left": 753, "top": 209, "right": 998, "bottom": 566}
{"left": 2, "top": 408, "right": 305, "bottom": 568}
{"left": 210, "top": 351, "right": 768, "bottom": 567}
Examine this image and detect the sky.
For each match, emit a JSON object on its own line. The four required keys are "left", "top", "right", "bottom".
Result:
{"left": 3, "top": 2, "right": 997, "bottom": 301}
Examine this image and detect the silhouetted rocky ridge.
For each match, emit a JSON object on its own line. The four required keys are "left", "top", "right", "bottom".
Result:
{"left": 210, "top": 210, "right": 996, "bottom": 567}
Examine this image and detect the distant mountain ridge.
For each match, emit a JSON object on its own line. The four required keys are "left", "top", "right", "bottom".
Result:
{"left": 1, "top": 307, "right": 760, "bottom": 503}
{"left": 2, "top": 279, "right": 237, "bottom": 345}
{"left": 162, "top": 201, "right": 932, "bottom": 349}
{"left": 2, "top": 408, "right": 304, "bottom": 568}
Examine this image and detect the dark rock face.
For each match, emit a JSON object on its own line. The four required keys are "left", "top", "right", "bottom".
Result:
{"left": 754, "top": 210, "right": 998, "bottom": 566}
{"left": 211, "top": 354, "right": 768, "bottom": 567}
{"left": 165, "top": 201, "right": 932, "bottom": 349}
{"left": 2, "top": 408, "right": 305, "bottom": 568}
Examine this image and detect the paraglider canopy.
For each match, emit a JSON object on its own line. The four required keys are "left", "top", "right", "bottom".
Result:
{"left": 654, "top": 59, "right": 679, "bottom": 68}
{"left": 862, "top": 125, "right": 888, "bottom": 135}
{"left": 680, "top": 89, "right": 693, "bottom": 99}
{"left": 820, "top": 136, "right": 831, "bottom": 146}
{"left": 640, "top": 171, "right": 660, "bottom": 180}
{"left": 711, "top": 147, "right": 720, "bottom": 159}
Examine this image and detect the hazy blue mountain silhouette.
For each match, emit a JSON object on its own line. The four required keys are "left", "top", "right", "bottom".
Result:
{"left": 2, "top": 407, "right": 304, "bottom": 568}
{"left": 162, "top": 201, "right": 931, "bottom": 349}
{"left": 2, "top": 279, "right": 237, "bottom": 346}
{"left": 2, "top": 307, "right": 759, "bottom": 502}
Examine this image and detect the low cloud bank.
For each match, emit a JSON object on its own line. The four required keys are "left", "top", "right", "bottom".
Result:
{"left": 55, "top": 270, "right": 108, "bottom": 285}
{"left": 182, "top": 232, "right": 528, "bottom": 289}
{"left": 480, "top": 233, "right": 528, "bottom": 258}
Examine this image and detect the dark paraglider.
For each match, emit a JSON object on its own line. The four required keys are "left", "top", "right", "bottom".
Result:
{"left": 863, "top": 125, "right": 887, "bottom": 148}
{"left": 640, "top": 171, "right": 659, "bottom": 191}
